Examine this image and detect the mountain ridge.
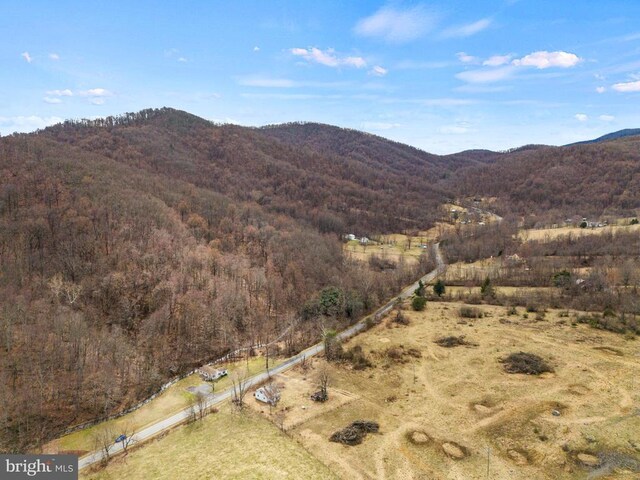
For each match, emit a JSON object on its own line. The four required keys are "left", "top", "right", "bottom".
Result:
{"left": 567, "top": 128, "right": 640, "bottom": 146}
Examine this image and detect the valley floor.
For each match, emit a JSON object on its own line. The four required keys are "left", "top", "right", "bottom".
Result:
{"left": 252, "top": 301, "right": 640, "bottom": 480}
{"left": 85, "top": 300, "right": 640, "bottom": 480}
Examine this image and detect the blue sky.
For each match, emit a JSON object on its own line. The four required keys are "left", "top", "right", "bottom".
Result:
{"left": 2, "top": 0, "right": 640, "bottom": 153}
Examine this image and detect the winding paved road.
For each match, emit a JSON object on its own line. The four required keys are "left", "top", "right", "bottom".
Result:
{"left": 79, "top": 243, "right": 446, "bottom": 470}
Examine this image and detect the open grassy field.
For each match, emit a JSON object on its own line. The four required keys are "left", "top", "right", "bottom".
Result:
{"left": 443, "top": 258, "right": 502, "bottom": 284}
{"left": 445, "top": 285, "right": 557, "bottom": 299}
{"left": 344, "top": 223, "right": 453, "bottom": 265}
{"left": 81, "top": 405, "right": 337, "bottom": 480}
{"left": 45, "top": 355, "right": 279, "bottom": 455}
{"left": 519, "top": 223, "right": 640, "bottom": 242}
{"left": 344, "top": 241, "right": 425, "bottom": 265}
{"left": 251, "top": 301, "right": 640, "bottom": 479}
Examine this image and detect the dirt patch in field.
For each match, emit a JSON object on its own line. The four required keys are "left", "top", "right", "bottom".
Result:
{"left": 592, "top": 346, "right": 624, "bottom": 356}
{"left": 567, "top": 383, "right": 591, "bottom": 396}
{"left": 406, "top": 430, "right": 432, "bottom": 445}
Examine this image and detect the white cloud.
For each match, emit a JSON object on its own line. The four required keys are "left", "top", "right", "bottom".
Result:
{"left": 361, "top": 121, "right": 401, "bottom": 130}
{"left": 599, "top": 114, "right": 615, "bottom": 121}
{"left": 574, "top": 113, "right": 588, "bottom": 122}
{"left": 354, "top": 5, "right": 438, "bottom": 43}
{"left": 46, "top": 89, "right": 73, "bottom": 97}
{"left": 0, "top": 115, "right": 62, "bottom": 134}
{"left": 483, "top": 54, "right": 512, "bottom": 67}
{"left": 253, "top": 46, "right": 260, "bottom": 52}
{"left": 290, "top": 47, "right": 366, "bottom": 69}
{"left": 49, "top": 53, "right": 60, "bottom": 60}
{"left": 612, "top": 80, "right": 640, "bottom": 92}
{"left": 343, "top": 56, "right": 367, "bottom": 68}
{"left": 596, "top": 86, "right": 606, "bottom": 93}
{"left": 442, "top": 18, "right": 492, "bottom": 38}
{"left": 77, "top": 88, "right": 112, "bottom": 104}
{"left": 81, "top": 88, "right": 112, "bottom": 97}
{"left": 512, "top": 51, "right": 581, "bottom": 69}
{"left": 369, "top": 65, "right": 388, "bottom": 77}
{"left": 165, "top": 48, "right": 188, "bottom": 62}
{"left": 43, "top": 97, "right": 62, "bottom": 104}
{"left": 456, "top": 52, "right": 477, "bottom": 64}
{"left": 209, "top": 117, "right": 241, "bottom": 125}
{"left": 21, "top": 52, "right": 32, "bottom": 63}
{"left": 455, "top": 66, "right": 514, "bottom": 83}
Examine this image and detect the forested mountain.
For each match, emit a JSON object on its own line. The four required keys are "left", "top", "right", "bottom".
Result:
{"left": 568, "top": 128, "right": 640, "bottom": 145}
{"left": 1, "top": 107, "right": 638, "bottom": 451}
{"left": 259, "top": 122, "right": 497, "bottom": 181}
{"left": 40, "top": 110, "right": 454, "bottom": 235}
{"left": 0, "top": 108, "right": 437, "bottom": 451}
{"left": 451, "top": 137, "right": 640, "bottom": 221}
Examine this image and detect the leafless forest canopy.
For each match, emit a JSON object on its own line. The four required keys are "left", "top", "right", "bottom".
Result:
{"left": 1, "top": 108, "right": 639, "bottom": 451}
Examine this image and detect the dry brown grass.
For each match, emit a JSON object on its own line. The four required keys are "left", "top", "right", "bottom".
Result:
{"left": 519, "top": 223, "right": 640, "bottom": 242}
{"left": 342, "top": 223, "right": 451, "bottom": 265}
{"left": 46, "top": 356, "right": 278, "bottom": 455}
{"left": 81, "top": 405, "right": 337, "bottom": 480}
{"left": 255, "top": 302, "right": 640, "bottom": 479}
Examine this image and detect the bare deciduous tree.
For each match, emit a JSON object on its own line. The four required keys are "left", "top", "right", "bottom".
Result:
{"left": 317, "top": 365, "right": 330, "bottom": 400}
{"left": 194, "top": 391, "right": 208, "bottom": 420}
{"left": 91, "top": 425, "right": 115, "bottom": 464}
{"left": 231, "top": 369, "right": 250, "bottom": 410}
{"left": 63, "top": 281, "right": 82, "bottom": 305}
{"left": 118, "top": 422, "right": 137, "bottom": 455}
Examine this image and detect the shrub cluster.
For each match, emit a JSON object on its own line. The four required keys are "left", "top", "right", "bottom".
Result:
{"left": 460, "top": 306, "right": 483, "bottom": 318}
{"left": 577, "top": 313, "right": 639, "bottom": 335}
{"left": 340, "top": 345, "right": 373, "bottom": 370}
{"left": 412, "top": 296, "right": 427, "bottom": 311}
{"left": 501, "top": 352, "right": 553, "bottom": 375}
{"left": 435, "top": 335, "right": 473, "bottom": 348}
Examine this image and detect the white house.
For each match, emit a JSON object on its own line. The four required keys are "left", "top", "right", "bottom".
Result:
{"left": 198, "top": 366, "right": 228, "bottom": 382}
{"left": 254, "top": 385, "right": 281, "bottom": 405}
{"left": 346, "top": 233, "right": 356, "bottom": 241}
{"left": 360, "top": 237, "right": 370, "bottom": 245}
